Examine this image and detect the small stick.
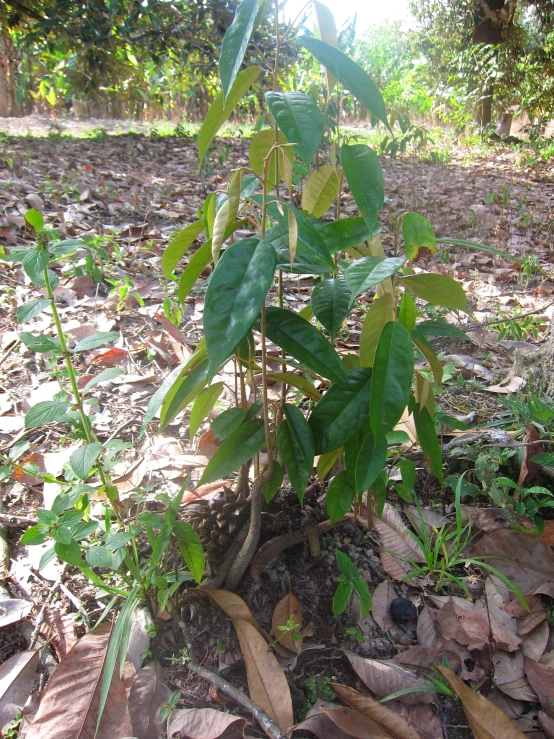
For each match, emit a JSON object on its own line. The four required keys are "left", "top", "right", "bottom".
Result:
{"left": 0, "top": 513, "right": 39, "bottom": 524}
{"left": 59, "top": 582, "right": 90, "bottom": 629}
{"left": 172, "top": 611, "right": 284, "bottom": 739}
{"left": 28, "top": 564, "right": 67, "bottom": 650}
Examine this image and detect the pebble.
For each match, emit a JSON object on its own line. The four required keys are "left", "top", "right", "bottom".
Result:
{"left": 390, "top": 597, "right": 417, "bottom": 623}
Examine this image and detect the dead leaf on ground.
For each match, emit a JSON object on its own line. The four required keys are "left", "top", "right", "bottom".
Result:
{"left": 525, "top": 658, "right": 554, "bottom": 718}
{"left": 331, "top": 684, "right": 421, "bottom": 739}
{"left": 91, "top": 347, "right": 129, "bottom": 366}
{"left": 437, "top": 666, "right": 527, "bottom": 739}
{"left": 436, "top": 597, "right": 490, "bottom": 651}
{"left": 469, "top": 531, "right": 554, "bottom": 592}
{"left": 521, "top": 620, "right": 550, "bottom": 661}
{"left": 272, "top": 594, "right": 303, "bottom": 654}
{"left": 542, "top": 520, "right": 554, "bottom": 547}
{"left": 416, "top": 608, "right": 481, "bottom": 683}
{"left": 346, "top": 653, "right": 436, "bottom": 703}
{"left": 374, "top": 504, "right": 425, "bottom": 582}
{"left": 39, "top": 608, "right": 78, "bottom": 660}
{"left": 486, "top": 376, "right": 526, "bottom": 394}
{"left": 371, "top": 580, "right": 396, "bottom": 632}
{"left": 207, "top": 590, "right": 266, "bottom": 640}
{"left": 492, "top": 650, "right": 537, "bottom": 702}
{"left": 167, "top": 707, "right": 246, "bottom": 738}
{"left": 233, "top": 618, "right": 293, "bottom": 733}
{"left": 0, "top": 597, "right": 33, "bottom": 628}
{"left": 517, "top": 422, "right": 543, "bottom": 486}
{"left": 539, "top": 711, "right": 554, "bottom": 739}
{"left": 26, "top": 624, "right": 133, "bottom": 739}
{"left": 473, "top": 579, "right": 521, "bottom": 652}
{"left": 0, "top": 650, "right": 39, "bottom": 729}
{"left": 486, "top": 688, "right": 525, "bottom": 720}
{"left": 393, "top": 646, "right": 461, "bottom": 675}
{"left": 128, "top": 661, "right": 170, "bottom": 739}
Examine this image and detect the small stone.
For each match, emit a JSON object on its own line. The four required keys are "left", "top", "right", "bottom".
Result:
{"left": 390, "top": 597, "right": 417, "bottom": 623}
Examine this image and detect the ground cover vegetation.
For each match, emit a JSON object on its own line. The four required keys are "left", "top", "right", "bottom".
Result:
{"left": 0, "top": 1, "right": 554, "bottom": 738}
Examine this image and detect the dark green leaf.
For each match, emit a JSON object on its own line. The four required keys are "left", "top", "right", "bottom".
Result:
{"left": 211, "top": 407, "right": 247, "bottom": 440}
{"left": 530, "top": 453, "right": 554, "bottom": 467}
{"left": 416, "top": 320, "right": 469, "bottom": 340}
{"left": 398, "top": 292, "right": 416, "bottom": 333}
{"left": 308, "top": 368, "right": 372, "bottom": 454}
{"left": 313, "top": 216, "right": 375, "bottom": 254}
{"left": 402, "top": 212, "right": 437, "bottom": 261}
{"left": 198, "top": 66, "right": 261, "bottom": 165}
{"left": 178, "top": 240, "right": 212, "bottom": 302}
{"left": 69, "top": 442, "right": 103, "bottom": 480}
{"left": 54, "top": 540, "right": 83, "bottom": 567}
{"left": 265, "top": 91, "right": 324, "bottom": 165}
{"left": 17, "top": 298, "right": 50, "bottom": 324}
{"left": 141, "top": 358, "right": 193, "bottom": 434}
{"left": 73, "top": 331, "right": 119, "bottom": 353}
{"left": 333, "top": 581, "right": 353, "bottom": 616}
{"left": 263, "top": 460, "right": 283, "bottom": 502}
{"left": 19, "top": 332, "right": 61, "bottom": 354}
{"left": 344, "top": 257, "right": 405, "bottom": 306}
{"left": 25, "top": 401, "right": 70, "bottom": 429}
{"left": 326, "top": 470, "right": 355, "bottom": 523}
{"left": 310, "top": 277, "right": 351, "bottom": 339}
{"left": 162, "top": 220, "right": 205, "bottom": 279}
{"left": 21, "top": 525, "right": 46, "bottom": 545}
{"left": 345, "top": 430, "right": 387, "bottom": 494}
{"left": 173, "top": 520, "right": 205, "bottom": 583}
{"left": 265, "top": 307, "right": 348, "bottom": 388}
{"left": 22, "top": 247, "right": 49, "bottom": 284}
{"left": 300, "top": 36, "right": 389, "bottom": 127}
{"left": 199, "top": 419, "right": 266, "bottom": 485}
{"left": 160, "top": 357, "right": 209, "bottom": 430}
{"left": 283, "top": 403, "right": 314, "bottom": 468}
{"left": 220, "top": 0, "right": 259, "bottom": 101}
{"left": 86, "top": 546, "right": 114, "bottom": 568}
{"left": 189, "top": 383, "right": 224, "bottom": 439}
{"left": 370, "top": 322, "right": 414, "bottom": 442}
{"left": 399, "top": 274, "right": 467, "bottom": 311}
{"left": 398, "top": 458, "right": 416, "bottom": 492}
{"left": 341, "top": 144, "right": 384, "bottom": 233}
{"left": 277, "top": 421, "right": 309, "bottom": 506}
{"left": 413, "top": 404, "right": 443, "bottom": 483}
{"left": 204, "top": 237, "right": 277, "bottom": 376}
{"left": 24, "top": 208, "right": 44, "bottom": 232}
{"left": 353, "top": 577, "right": 372, "bottom": 618}
{"left": 266, "top": 223, "right": 333, "bottom": 275}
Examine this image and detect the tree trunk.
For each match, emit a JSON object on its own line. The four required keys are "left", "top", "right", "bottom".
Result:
{"left": 481, "top": 84, "right": 494, "bottom": 128}
{"left": 513, "top": 317, "right": 554, "bottom": 400}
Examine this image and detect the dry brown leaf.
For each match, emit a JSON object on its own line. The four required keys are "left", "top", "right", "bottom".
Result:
{"left": 486, "top": 376, "right": 526, "bottom": 394}
{"left": 521, "top": 621, "right": 550, "bottom": 662}
{"left": 436, "top": 597, "right": 490, "bottom": 651}
{"left": 469, "top": 531, "right": 554, "bottom": 592}
{"left": 167, "top": 707, "right": 247, "bottom": 738}
{"left": 389, "top": 702, "right": 444, "bottom": 739}
{"left": 372, "top": 580, "right": 396, "bottom": 632}
{"left": 0, "top": 597, "right": 33, "bottom": 628}
{"left": 26, "top": 624, "right": 133, "bottom": 739}
{"left": 272, "top": 594, "right": 303, "bottom": 654}
{"left": 331, "top": 684, "right": 422, "bottom": 739}
{"left": 375, "top": 505, "right": 425, "bottom": 582}
{"left": 525, "top": 658, "right": 554, "bottom": 718}
{"left": 492, "top": 650, "right": 535, "bottom": 702}
{"left": 39, "top": 608, "right": 78, "bottom": 660}
{"left": 437, "top": 666, "right": 527, "bottom": 739}
{"left": 128, "top": 661, "right": 170, "bottom": 739}
{"left": 0, "top": 650, "right": 39, "bottom": 728}
{"left": 289, "top": 710, "right": 356, "bottom": 739}
{"left": 346, "top": 653, "right": 436, "bottom": 703}
{"left": 416, "top": 608, "right": 482, "bottom": 683}
{"left": 473, "top": 580, "right": 520, "bottom": 652}
{"left": 290, "top": 699, "right": 396, "bottom": 739}
{"left": 393, "top": 646, "right": 461, "bottom": 675}
{"left": 487, "top": 689, "right": 525, "bottom": 720}
{"left": 539, "top": 711, "right": 554, "bottom": 739}
{"left": 518, "top": 423, "right": 543, "bottom": 487}
{"left": 207, "top": 590, "right": 266, "bottom": 639}
{"left": 233, "top": 619, "right": 293, "bottom": 732}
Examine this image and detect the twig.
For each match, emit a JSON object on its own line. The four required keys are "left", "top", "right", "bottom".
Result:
{"left": 466, "top": 300, "right": 554, "bottom": 331}
{"left": 59, "top": 582, "right": 90, "bottom": 629}
{"left": 0, "top": 513, "right": 39, "bottom": 524}
{"left": 28, "top": 564, "right": 67, "bottom": 650}
{"left": 172, "top": 611, "right": 285, "bottom": 739}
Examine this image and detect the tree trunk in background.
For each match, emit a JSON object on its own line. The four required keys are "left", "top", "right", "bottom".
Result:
{"left": 497, "top": 112, "right": 513, "bottom": 135}
{"left": 0, "top": 32, "right": 10, "bottom": 117}
{"left": 481, "top": 84, "right": 494, "bottom": 128}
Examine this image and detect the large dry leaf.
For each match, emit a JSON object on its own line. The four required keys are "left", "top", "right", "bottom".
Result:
{"left": 331, "top": 684, "right": 421, "bottom": 739}
{"left": 0, "top": 597, "right": 32, "bottom": 628}
{"left": 290, "top": 699, "right": 395, "bottom": 739}
{"left": 416, "top": 607, "right": 480, "bottom": 682}
{"left": 346, "top": 653, "right": 436, "bottom": 704}
{"left": 389, "top": 702, "right": 444, "bottom": 739}
{"left": 492, "top": 650, "right": 538, "bottom": 702}
{"left": 128, "top": 661, "right": 170, "bottom": 739}
{"left": 39, "top": 608, "right": 78, "bottom": 660}
{"left": 393, "top": 646, "right": 461, "bottom": 676}
{"left": 506, "top": 595, "right": 546, "bottom": 636}
{"left": 518, "top": 422, "right": 543, "bottom": 487}
{"left": 474, "top": 579, "right": 520, "bottom": 652}
{"left": 486, "top": 688, "right": 525, "bottom": 720}
{"left": 469, "top": 531, "right": 554, "bottom": 592}
{"left": 289, "top": 710, "right": 355, "bottom": 739}
{"left": 375, "top": 505, "right": 426, "bottom": 563}
{"left": 539, "top": 711, "right": 554, "bottom": 739}
{"left": 437, "top": 666, "right": 527, "bottom": 739}
{"left": 167, "top": 708, "right": 247, "bottom": 738}
{"left": 525, "top": 658, "right": 554, "bottom": 718}
{"left": 372, "top": 580, "right": 396, "bottom": 632}
{"left": 207, "top": 590, "right": 265, "bottom": 638}
{"left": 272, "top": 594, "right": 303, "bottom": 654}
{"left": 436, "top": 597, "right": 490, "bottom": 651}
{"left": 26, "top": 624, "right": 133, "bottom": 739}
{"left": 233, "top": 618, "right": 293, "bottom": 732}
{"left": 0, "top": 650, "right": 39, "bottom": 728}
{"left": 521, "top": 620, "right": 550, "bottom": 662}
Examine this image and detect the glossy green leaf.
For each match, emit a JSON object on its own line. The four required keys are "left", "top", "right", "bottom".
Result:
{"left": 24, "top": 208, "right": 44, "bottom": 232}
{"left": 317, "top": 448, "right": 342, "bottom": 482}
{"left": 227, "top": 169, "right": 243, "bottom": 225}
{"left": 416, "top": 320, "right": 469, "bottom": 340}
{"left": 333, "top": 581, "right": 353, "bottom": 616}
{"left": 413, "top": 404, "right": 443, "bottom": 483}
{"left": 314, "top": 217, "right": 374, "bottom": 254}
{"left": 398, "top": 292, "right": 416, "bottom": 333}
{"left": 277, "top": 421, "right": 310, "bottom": 506}
{"left": 198, "top": 66, "right": 261, "bottom": 165}
{"left": 265, "top": 373, "right": 321, "bottom": 402}
{"left": 17, "top": 298, "right": 50, "bottom": 324}
{"left": 412, "top": 330, "right": 443, "bottom": 387}
{"left": 265, "top": 91, "right": 324, "bottom": 165}
{"left": 86, "top": 546, "right": 114, "bottom": 568}
{"left": 204, "top": 237, "right": 277, "bottom": 377}
{"left": 265, "top": 307, "right": 347, "bottom": 388}
{"left": 173, "top": 520, "right": 205, "bottom": 583}
{"left": 141, "top": 356, "right": 195, "bottom": 434}
{"left": 162, "top": 220, "right": 205, "bottom": 279}
{"left": 25, "top": 401, "right": 70, "bottom": 429}
{"left": 189, "top": 383, "right": 224, "bottom": 439}
{"left": 199, "top": 419, "right": 266, "bottom": 485}
{"left": 399, "top": 274, "right": 467, "bottom": 311}
{"left": 211, "top": 407, "right": 247, "bottom": 440}
{"left": 249, "top": 130, "right": 295, "bottom": 190}
{"left": 19, "top": 332, "right": 60, "bottom": 354}
{"left": 300, "top": 36, "right": 388, "bottom": 127}
{"left": 344, "top": 256, "right": 405, "bottom": 306}
{"left": 308, "top": 368, "right": 372, "bottom": 454}
{"left": 326, "top": 470, "right": 355, "bottom": 523}
{"left": 341, "top": 144, "right": 384, "bottom": 233}
{"left": 370, "top": 322, "right": 414, "bottom": 442}
{"left": 398, "top": 458, "right": 416, "bottom": 492}
{"left": 402, "top": 212, "right": 436, "bottom": 261}
{"left": 69, "top": 442, "right": 103, "bottom": 480}
{"left": 22, "top": 247, "right": 49, "bottom": 285}
{"left": 310, "top": 276, "right": 351, "bottom": 340}
{"left": 263, "top": 199, "right": 334, "bottom": 267}
{"left": 263, "top": 460, "right": 283, "bottom": 502}
{"left": 436, "top": 237, "right": 524, "bottom": 264}
{"left": 54, "top": 540, "right": 83, "bottom": 567}
{"left": 313, "top": 1, "right": 339, "bottom": 93}
{"left": 345, "top": 430, "right": 387, "bottom": 495}
{"left": 220, "top": 0, "right": 259, "bottom": 101}
{"left": 73, "top": 331, "right": 119, "bottom": 353}
{"left": 283, "top": 403, "right": 314, "bottom": 468}
{"left": 160, "top": 357, "right": 209, "bottom": 430}
{"left": 203, "top": 193, "right": 216, "bottom": 239}
{"left": 301, "top": 166, "right": 340, "bottom": 217}
{"left": 359, "top": 293, "right": 395, "bottom": 368}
